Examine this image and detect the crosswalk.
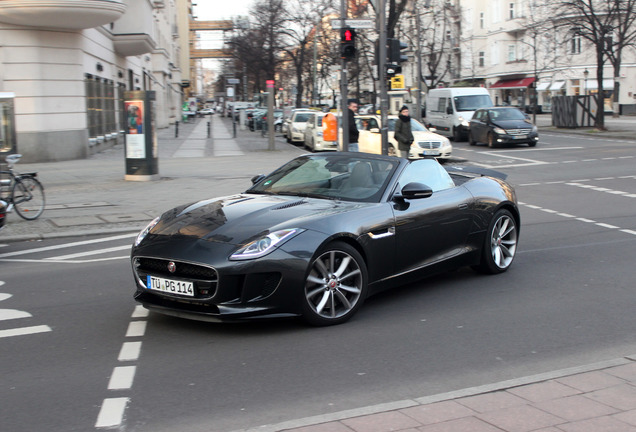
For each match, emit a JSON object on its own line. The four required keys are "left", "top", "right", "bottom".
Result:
{"left": 0, "top": 233, "right": 137, "bottom": 263}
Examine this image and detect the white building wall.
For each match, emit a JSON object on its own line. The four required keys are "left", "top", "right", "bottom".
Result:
{"left": 0, "top": 0, "right": 184, "bottom": 162}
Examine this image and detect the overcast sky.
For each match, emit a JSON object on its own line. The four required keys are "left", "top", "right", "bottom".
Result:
{"left": 194, "top": 0, "right": 251, "bottom": 21}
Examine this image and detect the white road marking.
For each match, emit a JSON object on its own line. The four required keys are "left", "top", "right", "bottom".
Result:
{"left": 125, "top": 321, "right": 147, "bottom": 337}
{"left": 132, "top": 305, "right": 149, "bottom": 318}
{"left": 95, "top": 397, "right": 129, "bottom": 428}
{"left": 0, "top": 233, "right": 136, "bottom": 258}
{"left": 108, "top": 366, "right": 137, "bottom": 390}
{"left": 0, "top": 256, "right": 130, "bottom": 264}
{"left": 46, "top": 245, "right": 131, "bottom": 261}
{"left": 0, "top": 325, "right": 52, "bottom": 339}
{"left": 0, "top": 309, "right": 32, "bottom": 321}
{"left": 519, "top": 203, "right": 636, "bottom": 237}
{"left": 118, "top": 341, "right": 142, "bottom": 362}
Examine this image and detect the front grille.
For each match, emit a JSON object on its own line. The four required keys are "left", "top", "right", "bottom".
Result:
{"left": 505, "top": 128, "right": 532, "bottom": 136}
{"left": 133, "top": 256, "right": 218, "bottom": 299}
{"left": 417, "top": 141, "right": 442, "bottom": 149}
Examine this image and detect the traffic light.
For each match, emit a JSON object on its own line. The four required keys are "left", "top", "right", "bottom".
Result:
{"left": 387, "top": 38, "right": 408, "bottom": 74}
{"left": 340, "top": 27, "right": 356, "bottom": 60}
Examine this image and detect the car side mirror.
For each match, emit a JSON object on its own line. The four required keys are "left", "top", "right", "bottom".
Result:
{"left": 446, "top": 106, "right": 453, "bottom": 115}
{"left": 251, "top": 174, "right": 266, "bottom": 185}
{"left": 399, "top": 182, "right": 433, "bottom": 200}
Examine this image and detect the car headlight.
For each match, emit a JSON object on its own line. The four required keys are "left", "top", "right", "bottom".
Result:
{"left": 493, "top": 127, "right": 506, "bottom": 135}
{"left": 135, "top": 216, "right": 160, "bottom": 246}
{"left": 458, "top": 116, "right": 469, "bottom": 126}
{"left": 230, "top": 228, "right": 303, "bottom": 260}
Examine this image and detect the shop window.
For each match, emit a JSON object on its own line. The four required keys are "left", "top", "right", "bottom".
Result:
{"left": 85, "top": 75, "right": 117, "bottom": 143}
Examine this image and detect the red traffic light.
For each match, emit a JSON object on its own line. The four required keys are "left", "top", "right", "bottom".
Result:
{"left": 340, "top": 27, "right": 356, "bottom": 60}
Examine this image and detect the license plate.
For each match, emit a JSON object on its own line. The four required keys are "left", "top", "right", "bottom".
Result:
{"left": 423, "top": 150, "right": 441, "bottom": 156}
{"left": 147, "top": 275, "right": 194, "bottom": 297}
{"left": 513, "top": 135, "right": 527, "bottom": 139}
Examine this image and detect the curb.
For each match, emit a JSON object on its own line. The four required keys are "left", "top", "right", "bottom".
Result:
{"left": 231, "top": 355, "right": 636, "bottom": 432}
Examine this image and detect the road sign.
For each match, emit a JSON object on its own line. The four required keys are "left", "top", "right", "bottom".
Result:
{"left": 227, "top": 78, "right": 240, "bottom": 84}
{"left": 331, "top": 19, "right": 374, "bottom": 29}
{"left": 390, "top": 75, "right": 405, "bottom": 90}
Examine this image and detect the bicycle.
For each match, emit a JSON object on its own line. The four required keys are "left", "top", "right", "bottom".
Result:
{"left": 0, "top": 154, "right": 45, "bottom": 220}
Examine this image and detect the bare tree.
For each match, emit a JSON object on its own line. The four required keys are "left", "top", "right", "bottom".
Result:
{"left": 556, "top": 0, "right": 621, "bottom": 129}
{"left": 280, "top": 0, "right": 336, "bottom": 107}
{"left": 606, "top": 0, "right": 636, "bottom": 116}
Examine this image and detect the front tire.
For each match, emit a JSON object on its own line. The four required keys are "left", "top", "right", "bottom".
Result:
{"left": 12, "top": 177, "right": 45, "bottom": 220}
{"left": 468, "top": 131, "right": 477, "bottom": 146}
{"left": 474, "top": 209, "right": 518, "bottom": 274}
{"left": 302, "top": 242, "right": 367, "bottom": 326}
{"left": 487, "top": 132, "right": 496, "bottom": 148}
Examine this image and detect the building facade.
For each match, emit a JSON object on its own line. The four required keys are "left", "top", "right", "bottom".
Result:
{"left": 0, "top": 0, "right": 189, "bottom": 163}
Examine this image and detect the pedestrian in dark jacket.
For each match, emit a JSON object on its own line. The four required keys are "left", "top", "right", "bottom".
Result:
{"left": 347, "top": 99, "right": 359, "bottom": 151}
{"left": 394, "top": 105, "right": 413, "bottom": 158}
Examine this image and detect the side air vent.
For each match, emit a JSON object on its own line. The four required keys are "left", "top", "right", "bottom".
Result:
{"left": 273, "top": 200, "right": 306, "bottom": 210}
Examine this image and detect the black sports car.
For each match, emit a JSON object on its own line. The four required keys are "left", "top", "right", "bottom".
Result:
{"left": 468, "top": 107, "right": 539, "bottom": 147}
{"left": 131, "top": 153, "right": 520, "bottom": 326}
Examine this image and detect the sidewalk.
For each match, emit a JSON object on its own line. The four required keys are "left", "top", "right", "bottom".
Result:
{"left": 0, "top": 114, "right": 305, "bottom": 241}
{"left": 534, "top": 113, "right": 636, "bottom": 141}
{"left": 2, "top": 114, "right": 636, "bottom": 432}
{"left": 255, "top": 355, "right": 636, "bottom": 432}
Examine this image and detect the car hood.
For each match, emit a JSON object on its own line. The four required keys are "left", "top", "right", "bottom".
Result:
{"left": 148, "top": 194, "right": 365, "bottom": 245}
{"left": 493, "top": 119, "right": 533, "bottom": 129}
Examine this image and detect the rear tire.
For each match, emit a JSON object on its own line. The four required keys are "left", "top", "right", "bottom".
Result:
{"left": 12, "top": 176, "right": 45, "bottom": 220}
{"left": 473, "top": 209, "right": 518, "bottom": 274}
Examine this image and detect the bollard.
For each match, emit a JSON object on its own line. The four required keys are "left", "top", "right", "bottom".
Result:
{"left": 233, "top": 121, "right": 236, "bottom": 138}
{"left": 207, "top": 121, "right": 210, "bottom": 138}
{"left": 175, "top": 121, "right": 179, "bottom": 138}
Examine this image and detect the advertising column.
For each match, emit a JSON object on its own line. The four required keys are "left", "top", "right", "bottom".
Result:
{"left": 124, "top": 91, "right": 159, "bottom": 181}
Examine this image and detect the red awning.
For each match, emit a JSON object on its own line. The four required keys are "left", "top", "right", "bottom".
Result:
{"left": 490, "top": 77, "right": 536, "bottom": 89}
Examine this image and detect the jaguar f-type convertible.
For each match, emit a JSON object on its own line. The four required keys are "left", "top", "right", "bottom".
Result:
{"left": 131, "top": 152, "right": 519, "bottom": 326}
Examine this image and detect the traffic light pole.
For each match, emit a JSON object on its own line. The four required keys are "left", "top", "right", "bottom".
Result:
{"left": 378, "top": 0, "right": 389, "bottom": 156}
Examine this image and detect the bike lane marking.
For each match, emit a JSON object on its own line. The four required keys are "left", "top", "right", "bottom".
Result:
{"left": 95, "top": 305, "right": 149, "bottom": 429}
{"left": 0, "top": 287, "right": 52, "bottom": 339}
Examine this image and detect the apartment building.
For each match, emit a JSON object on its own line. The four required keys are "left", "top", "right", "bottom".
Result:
{"left": 0, "top": 0, "right": 189, "bottom": 163}
{"left": 458, "top": 0, "right": 636, "bottom": 113}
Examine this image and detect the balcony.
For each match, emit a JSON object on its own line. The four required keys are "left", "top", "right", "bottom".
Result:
{"left": 0, "top": 0, "right": 126, "bottom": 30}
{"left": 111, "top": 0, "right": 157, "bottom": 56}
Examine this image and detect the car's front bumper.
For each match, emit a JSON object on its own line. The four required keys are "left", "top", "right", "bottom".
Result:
{"left": 494, "top": 131, "right": 539, "bottom": 145}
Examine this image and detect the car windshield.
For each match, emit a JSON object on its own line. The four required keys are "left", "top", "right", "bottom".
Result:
{"left": 294, "top": 113, "right": 311, "bottom": 122}
{"left": 453, "top": 95, "right": 493, "bottom": 111}
{"left": 247, "top": 154, "right": 399, "bottom": 202}
{"left": 388, "top": 118, "right": 428, "bottom": 132}
{"left": 489, "top": 108, "right": 527, "bottom": 121}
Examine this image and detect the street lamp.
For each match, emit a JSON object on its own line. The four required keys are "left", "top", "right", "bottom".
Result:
{"left": 583, "top": 68, "right": 589, "bottom": 96}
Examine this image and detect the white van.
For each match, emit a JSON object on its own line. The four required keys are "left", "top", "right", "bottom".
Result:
{"left": 425, "top": 87, "right": 493, "bottom": 141}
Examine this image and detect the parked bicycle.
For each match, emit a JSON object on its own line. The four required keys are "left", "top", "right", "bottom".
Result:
{"left": 0, "top": 154, "right": 45, "bottom": 220}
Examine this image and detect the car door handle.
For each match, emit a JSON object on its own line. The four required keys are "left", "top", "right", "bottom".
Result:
{"left": 458, "top": 203, "right": 468, "bottom": 210}
{"left": 368, "top": 226, "right": 395, "bottom": 239}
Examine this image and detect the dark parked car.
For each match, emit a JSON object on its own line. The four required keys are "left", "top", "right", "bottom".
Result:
{"left": 131, "top": 153, "right": 520, "bottom": 326}
{"left": 469, "top": 107, "right": 539, "bottom": 147}
{"left": 0, "top": 200, "right": 6, "bottom": 231}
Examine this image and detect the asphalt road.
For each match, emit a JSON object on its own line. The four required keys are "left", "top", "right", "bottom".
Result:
{"left": 1, "top": 131, "right": 635, "bottom": 431}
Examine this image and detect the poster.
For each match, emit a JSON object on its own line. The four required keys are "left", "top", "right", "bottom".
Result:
{"left": 126, "top": 134, "right": 146, "bottom": 158}
{"left": 125, "top": 100, "right": 144, "bottom": 134}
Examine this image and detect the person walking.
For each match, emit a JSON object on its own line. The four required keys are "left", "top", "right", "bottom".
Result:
{"left": 347, "top": 99, "right": 359, "bottom": 152}
{"left": 394, "top": 105, "right": 413, "bottom": 158}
